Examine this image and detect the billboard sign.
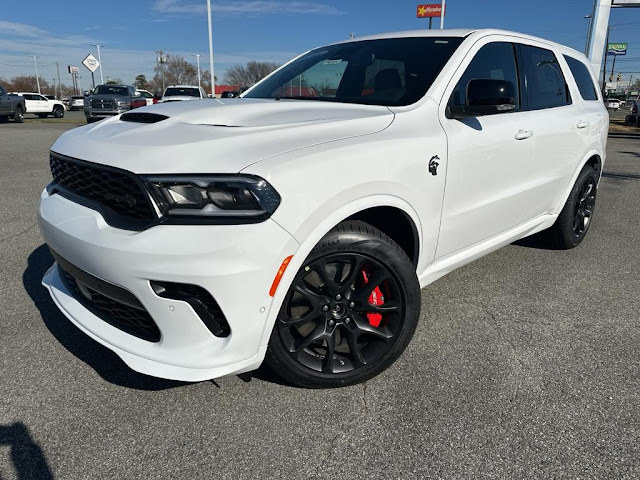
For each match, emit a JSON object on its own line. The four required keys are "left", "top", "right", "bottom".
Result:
{"left": 82, "top": 53, "right": 100, "bottom": 73}
{"left": 417, "top": 4, "right": 444, "bottom": 18}
{"left": 607, "top": 43, "right": 628, "bottom": 55}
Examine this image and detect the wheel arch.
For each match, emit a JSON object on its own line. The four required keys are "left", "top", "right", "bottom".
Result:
{"left": 553, "top": 150, "right": 603, "bottom": 215}
{"left": 259, "top": 196, "right": 423, "bottom": 348}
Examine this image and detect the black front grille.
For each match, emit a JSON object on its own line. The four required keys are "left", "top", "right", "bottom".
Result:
{"left": 59, "top": 265, "right": 161, "bottom": 343}
{"left": 91, "top": 98, "right": 117, "bottom": 109}
{"left": 49, "top": 154, "right": 156, "bottom": 226}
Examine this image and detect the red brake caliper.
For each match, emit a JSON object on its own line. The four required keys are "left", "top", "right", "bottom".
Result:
{"left": 361, "top": 270, "right": 384, "bottom": 327}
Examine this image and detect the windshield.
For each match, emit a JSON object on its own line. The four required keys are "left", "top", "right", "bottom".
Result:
{"left": 94, "top": 85, "right": 130, "bottom": 96}
{"left": 164, "top": 87, "right": 201, "bottom": 97}
{"left": 245, "top": 37, "right": 463, "bottom": 106}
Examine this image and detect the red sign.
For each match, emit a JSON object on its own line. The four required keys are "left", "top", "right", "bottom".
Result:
{"left": 417, "top": 4, "right": 444, "bottom": 18}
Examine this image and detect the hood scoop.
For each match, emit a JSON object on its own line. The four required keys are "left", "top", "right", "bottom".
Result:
{"left": 121, "top": 112, "right": 168, "bottom": 124}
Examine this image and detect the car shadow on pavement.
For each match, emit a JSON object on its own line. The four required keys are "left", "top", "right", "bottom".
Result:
{"left": 512, "top": 232, "right": 557, "bottom": 250}
{"left": 23, "top": 245, "right": 187, "bottom": 391}
{"left": 0, "top": 422, "right": 54, "bottom": 480}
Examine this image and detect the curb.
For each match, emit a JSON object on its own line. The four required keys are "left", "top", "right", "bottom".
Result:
{"left": 608, "top": 133, "right": 640, "bottom": 139}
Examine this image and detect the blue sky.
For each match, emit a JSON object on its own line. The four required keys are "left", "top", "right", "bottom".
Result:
{"left": 1, "top": 0, "right": 639, "bottom": 90}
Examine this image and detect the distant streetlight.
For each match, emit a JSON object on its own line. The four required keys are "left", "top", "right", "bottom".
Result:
{"left": 30, "top": 55, "right": 41, "bottom": 94}
{"left": 206, "top": 0, "right": 215, "bottom": 97}
{"left": 92, "top": 44, "right": 104, "bottom": 85}
{"left": 193, "top": 54, "right": 202, "bottom": 91}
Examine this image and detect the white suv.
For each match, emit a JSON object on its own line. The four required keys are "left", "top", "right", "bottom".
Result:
{"left": 13, "top": 92, "right": 65, "bottom": 118}
{"left": 38, "top": 29, "right": 606, "bottom": 388}
{"left": 160, "top": 85, "right": 207, "bottom": 102}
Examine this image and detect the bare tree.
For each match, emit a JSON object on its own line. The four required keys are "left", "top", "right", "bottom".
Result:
{"left": 224, "top": 61, "right": 280, "bottom": 87}
{"left": 152, "top": 53, "right": 198, "bottom": 89}
{"left": 1, "top": 75, "right": 52, "bottom": 93}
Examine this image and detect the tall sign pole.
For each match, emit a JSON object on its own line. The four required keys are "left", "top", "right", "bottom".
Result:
{"left": 207, "top": 0, "right": 215, "bottom": 97}
{"left": 30, "top": 55, "right": 41, "bottom": 94}
{"left": 56, "top": 62, "right": 62, "bottom": 99}
{"left": 440, "top": 0, "right": 446, "bottom": 29}
{"left": 92, "top": 44, "right": 104, "bottom": 85}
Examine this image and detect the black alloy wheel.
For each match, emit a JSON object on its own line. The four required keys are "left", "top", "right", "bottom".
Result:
{"left": 14, "top": 106, "right": 24, "bottom": 123}
{"left": 546, "top": 164, "right": 598, "bottom": 249}
{"left": 266, "top": 221, "right": 420, "bottom": 388}
{"left": 572, "top": 177, "right": 596, "bottom": 239}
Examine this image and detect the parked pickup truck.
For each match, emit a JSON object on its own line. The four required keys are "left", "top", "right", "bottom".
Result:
{"left": 84, "top": 84, "right": 146, "bottom": 123}
{"left": 0, "top": 84, "right": 26, "bottom": 123}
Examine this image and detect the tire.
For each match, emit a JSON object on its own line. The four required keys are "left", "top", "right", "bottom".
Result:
{"left": 53, "top": 107, "right": 64, "bottom": 118}
{"left": 0, "top": 116, "right": 7, "bottom": 123}
{"left": 14, "top": 106, "right": 24, "bottom": 123}
{"left": 546, "top": 165, "right": 598, "bottom": 249}
{"left": 265, "top": 220, "right": 421, "bottom": 388}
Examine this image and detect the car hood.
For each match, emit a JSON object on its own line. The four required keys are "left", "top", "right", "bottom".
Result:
{"left": 51, "top": 98, "right": 394, "bottom": 174}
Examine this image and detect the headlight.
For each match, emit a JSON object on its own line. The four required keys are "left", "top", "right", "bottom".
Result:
{"left": 142, "top": 175, "right": 281, "bottom": 223}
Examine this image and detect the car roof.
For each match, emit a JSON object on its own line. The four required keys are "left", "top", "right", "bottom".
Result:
{"left": 331, "top": 28, "right": 585, "bottom": 59}
{"left": 165, "top": 85, "right": 201, "bottom": 89}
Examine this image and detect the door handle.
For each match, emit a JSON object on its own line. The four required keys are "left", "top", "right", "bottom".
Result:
{"left": 515, "top": 129, "right": 533, "bottom": 140}
{"left": 577, "top": 120, "right": 589, "bottom": 129}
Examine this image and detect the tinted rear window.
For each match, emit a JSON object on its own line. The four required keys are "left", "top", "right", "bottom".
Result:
{"left": 563, "top": 55, "right": 598, "bottom": 101}
{"left": 164, "top": 87, "right": 201, "bottom": 97}
{"left": 519, "top": 45, "right": 570, "bottom": 109}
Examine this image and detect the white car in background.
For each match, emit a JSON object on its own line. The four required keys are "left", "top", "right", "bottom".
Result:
{"left": 38, "top": 29, "right": 606, "bottom": 388}
{"left": 68, "top": 96, "right": 85, "bottom": 111}
{"left": 160, "top": 85, "right": 207, "bottom": 102}
{"left": 137, "top": 89, "right": 156, "bottom": 106}
{"left": 12, "top": 92, "right": 65, "bottom": 118}
{"left": 604, "top": 98, "right": 620, "bottom": 111}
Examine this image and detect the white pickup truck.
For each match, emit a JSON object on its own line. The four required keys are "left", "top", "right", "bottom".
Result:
{"left": 12, "top": 92, "right": 65, "bottom": 118}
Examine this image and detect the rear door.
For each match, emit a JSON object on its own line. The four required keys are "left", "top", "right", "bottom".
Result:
{"left": 437, "top": 40, "right": 539, "bottom": 258}
{"left": 515, "top": 43, "right": 588, "bottom": 213}
{"left": 562, "top": 54, "right": 606, "bottom": 151}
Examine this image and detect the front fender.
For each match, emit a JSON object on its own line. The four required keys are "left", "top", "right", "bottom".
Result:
{"left": 257, "top": 194, "right": 422, "bottom": 349}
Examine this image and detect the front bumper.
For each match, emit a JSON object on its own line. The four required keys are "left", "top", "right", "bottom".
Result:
{"left": 38, "top": 189, "right": 298, "bottom": 381}
{"left": 84, "top": 108, "right": 124, "bottom": 120}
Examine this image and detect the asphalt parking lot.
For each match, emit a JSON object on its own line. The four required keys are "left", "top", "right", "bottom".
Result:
{"left": 0, "top": 115, "right": 638, "bottom": 479}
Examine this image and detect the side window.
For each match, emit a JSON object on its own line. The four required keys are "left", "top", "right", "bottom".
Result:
{"left": 449, "top": 42, "right": 520, "bottom": 112}
{"left": 519, "top": 45, "right": 570, "bottom": 109}
{"left": 0, "top": 85, "right": 6, "bottom": 96}
{"left": 563, "top": 55, "right": 598, "bottom": 101}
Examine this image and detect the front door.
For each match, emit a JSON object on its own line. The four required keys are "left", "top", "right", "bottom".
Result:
{"left": 437, "top": 41, "right": 539, "bottom": 259}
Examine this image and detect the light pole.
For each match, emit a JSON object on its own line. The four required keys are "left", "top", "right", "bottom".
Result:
{"left": 440, "top": 0, "right": 446, "bottom": 29}
{"left": 30, "top": 55, "right": 41, "bottom": 94}
{"left": 193, "top": 54, "right": 201, "bottom": 91}
{"left": 207, "top": 0, "right": 215, "bottom": 97}
{"left": 584, "top": 14, "right": 594, "bottom": 55}
{"left": 92, "top": 44, "right": 104, "bottom": 85}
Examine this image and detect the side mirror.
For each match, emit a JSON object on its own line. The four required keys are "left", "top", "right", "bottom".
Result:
{"left": 464, "top": 79, "right": 517, "bottom": 116}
